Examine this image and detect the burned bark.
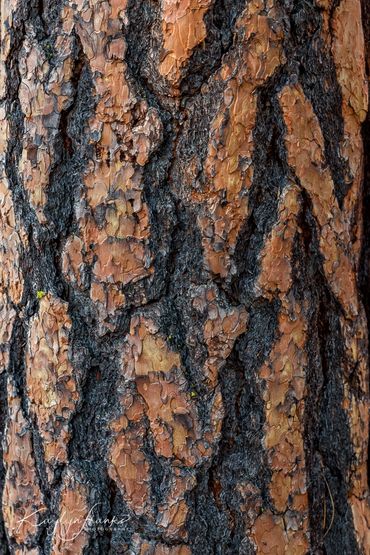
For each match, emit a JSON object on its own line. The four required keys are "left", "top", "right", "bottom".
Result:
{"left": 0, "top": 0, "right": 369, "bottom": 554}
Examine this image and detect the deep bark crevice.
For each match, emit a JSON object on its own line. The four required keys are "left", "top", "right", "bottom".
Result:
{"left": 296, "top": 189, "right": 359, "bottom": 554}
{"left": 0, "top": 371, "right": 9, "bottom": 555}
{"left": 193, "top": 301, "right": 279, "bottom": 555}
{"left": 231, "top": 64, "right": 290, "bottom": 305}
{"left": 279, "top": 0, "right": 349, "bottom": 208}
{"left": 359, "top": 0, "right": 370, "bottom": 492}
{"left": 2, "top": 2, "right": 56, "bottom": 550}
{"left": 179, "top": 0, "right": 247, "bottom": 97}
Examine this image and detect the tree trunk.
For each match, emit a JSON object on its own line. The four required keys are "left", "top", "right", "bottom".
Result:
{"left": 0, "top": 0, "right": 369, "bottom": 553}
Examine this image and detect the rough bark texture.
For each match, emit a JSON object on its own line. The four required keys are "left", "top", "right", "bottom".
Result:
{"left": 0, "top": 0, "right": 369, "bottom": 554}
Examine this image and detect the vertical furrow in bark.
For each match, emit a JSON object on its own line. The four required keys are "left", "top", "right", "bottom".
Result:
{"left": 329, "top": 8, "right": 370, "bottom": 547}
{"left": 0, "top": 2, "right": 37, "bottom": 552}
{"left": 179, "top": 0, "right": 247, "bottom": 97}
{"left": 58, "top": 2, "right": 171, "bottom": 552}
{"left": 17, "top": 3, "right": 77, "bottom": 224}
{"left": 193, "top": 1, "right": 285, "bottom": 282}
{"left": 1, "top": 1, "right": 96, "bottom": 553}
{"left": 172, "top": 2, "right": 290, "bottom": 552}
{"left": 279, "top": 81, "right": 369, "bottom": 553}
{"left": 360, "top": 0, "right": 370, "bottom": 542}
{"left": 0, "top": 11, "right": 26, "bottom": 547}
{"left": 285, "top": 0, "right": 349, "bottom": 208}
{"left": 296, "top": 195, "right": 358, "bottom": 553}
{"left": 330, "top": 0, "right": 368, "bottom": 257}
{"left": 61, "top": 0, "right": 164, "bottom": 332}
{"left": 0, "top": 371, "right": 9, "bottom": 553}
{"left": 252, "top": 182, "right": 309, "bottom": 554}
{"left": 0, "top": 0, "right": 25, "bottom": 379}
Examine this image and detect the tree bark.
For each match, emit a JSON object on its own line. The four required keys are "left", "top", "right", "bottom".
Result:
{"left": 0, "top": 0, "right": 369, "bottom": 553}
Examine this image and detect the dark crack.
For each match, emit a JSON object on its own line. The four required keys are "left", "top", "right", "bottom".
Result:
{"left": 296, "top": 188, "right": 358, "bottom": 554}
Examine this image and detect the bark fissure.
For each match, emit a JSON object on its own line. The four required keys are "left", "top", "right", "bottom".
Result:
{"left": 360, "top": 0, "right": 370, "bottom": 493}
{"left": 279, "top": 0, "right": 350, "bottom": 207}
{"left": 2, "top": 4, "right": 62, "bottom": 550}
{"left": 296, "top": 189, "right": 358, "bottom": 552}
{"left": 179, "top": 0, "right": 247, "bottom": 96}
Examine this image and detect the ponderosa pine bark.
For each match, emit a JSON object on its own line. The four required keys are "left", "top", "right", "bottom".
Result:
{"left": 0, "top": 0, "right": 369, "bottom": 553}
